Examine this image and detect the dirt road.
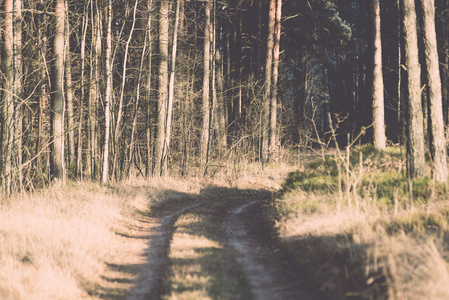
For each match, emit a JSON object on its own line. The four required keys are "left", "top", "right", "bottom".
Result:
{"left": 125, "top": 187, "right": 315, "bottom": 300}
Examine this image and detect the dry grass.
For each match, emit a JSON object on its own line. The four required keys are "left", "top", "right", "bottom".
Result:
{"left": 273, "top": 146, "right": 449, "bottom": 299}
{"left": 0, "top": 177, "right": 204, "bottom": 300}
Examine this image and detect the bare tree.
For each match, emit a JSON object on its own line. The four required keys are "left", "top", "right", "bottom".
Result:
{"left": 270, "top": 0, "right": 282, "bottom": 157}
{"left": 370, "top": 0, "right": 386, "bottom": 150}
{"left": 401, "top": 0, "right": 425, "bottom": 178}
{"left": 155, "top": 0, "right": 169, "bottom": 176}
{"left": 201, "top": 0, "right": 211, "bottom": 173}
{"left": 262, "top": 0, "right": 276, "bottom": 163}
{"left": 77, "top": 1, "right": 90, "bottom": 178}
{"left": 102, "top": 0, "right": 112, "bottom": 184}
{"left": 65, "top": 2, "right": 76, "bottom": 166}
{"left": 145, "top": 0, "right": 154, "bottom": 178}
{"left": 50, "top": 0, "right": 66, "bottom": 182}
{"left": 163, "top": 0, "right": 181, "bottom": 175}
{"left": 89, "top": 0, "right": 102, "bottom": 179}
{"left": 418, "top": 0, "right": 448, "bottom": 182}
{"left": 2, "top": 0, "right": 22, "bottom": 193}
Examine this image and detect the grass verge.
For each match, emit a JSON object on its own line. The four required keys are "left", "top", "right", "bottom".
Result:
{"left": 0, "top": 177, "right": 203, "bottom": 300}
{"left": 271, "top": 145, "right": 449, "bottom": 299}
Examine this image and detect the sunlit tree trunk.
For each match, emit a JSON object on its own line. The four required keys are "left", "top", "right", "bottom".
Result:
{"left": 401, "top": 0, "right": 425, "bottom": 178}
{"left": 163, "top": 0, "right": 180, "bottom": 176}
{"left": 145, "top": 0, "right": 154, "bottom": 178}
{"left": 2, "top": 0, "right": 18, "bottom": 193}
{"left": 269, "top": 0, "right": 282, "bottom": 158}
{"left": 77, "top": 2, "right": 89, "bottom": 178}
{"left": 36, "top": 0, "right": 50, "bottom": 183}
{"left": 205, "top": 0, "right": 216, "bottom": 176}
{"left": 51, "top": 0, "right": 66, "bottom": 182}
{"left": 112, "top": 0, "right": 138, "bottom": 179}
{"left": 65, "top": 3, "right": 75, "bottom": 167}
{"left": 14, "top": 0, "right": 22, "bottom": 190}
{"left": 419, "top": 0, "right": 448, "bottom": 182}
{"left": 89, "top": 0, "right": 101, "bottom": 180}
{"left": 371, "top": 0, "right": 386, "bottom": 150}
{"left": 102, "top": 0, "right": 112, "bottom": 184}
{"left": 129, "top": 0, "right": 153, "bottom": 178}
{"left": 155, "top": 0, "right": 169, "bottom": 176}
{"left": 262, "top": 0, "right": 276, "bottom": 163}
{"left": 201, "top": 0, "right": 211, "bottom": 173}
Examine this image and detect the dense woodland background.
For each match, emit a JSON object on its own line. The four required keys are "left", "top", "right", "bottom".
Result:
{"left": 1, "top": 0, "right": 449, "bottom": 193}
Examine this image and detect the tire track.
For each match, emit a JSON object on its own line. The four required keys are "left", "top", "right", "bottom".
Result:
{"left": 225, "top": 200, "right": 314, "bottom": 300}
{"left": 126, "top": 202, "right": 202, "bottom": 300}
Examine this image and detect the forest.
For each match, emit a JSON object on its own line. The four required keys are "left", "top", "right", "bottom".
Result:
{"left": 0, "top": 0, "right": 446, "bottom": 192}
{"left": 2, "top": 0, "right": 449, "bottom": 299}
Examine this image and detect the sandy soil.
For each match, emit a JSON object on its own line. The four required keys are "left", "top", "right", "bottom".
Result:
{"left": 225, "top": 200, "right": 315, "bottom": 300}
{"left": 103, "top": 191, "right": 315, "bottom": 300}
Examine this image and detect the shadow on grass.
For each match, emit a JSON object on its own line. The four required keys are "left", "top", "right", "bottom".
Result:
{"left": 165, "top": 246, "right": 251, "bottom": 300}
{"left": 278, "top": 233, "right": 387, "bottom": 300}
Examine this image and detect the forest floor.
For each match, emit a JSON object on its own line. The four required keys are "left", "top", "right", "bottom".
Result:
{"left": 95, "top": 184, "right": 316, "bottom": 300}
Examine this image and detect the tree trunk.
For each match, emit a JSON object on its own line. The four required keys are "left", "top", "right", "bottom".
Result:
{"left": 145, "top": 0, "right": 154, "bottom": 178}
{"left": 129, "top": 0, "right": 153, "bottom": 178}
{"left": 36, "top": 0, "right": 50, "bottom": 183}
{"left": 269, "top": 0, "right": 282, "bottom": 158}
{"left": 112, "top": 0, "right": 138, "bottom": 179}
{"left": 89, "top": 0, "right": 101, "bottom": 180}
{"left": 2, "top": 0, "right": 20, "bottom": 193}
{"left": 262, "top": 0, "right": 276, "bottom": 163}
{"left": 164, "top": 0, "right": 180, "bottom": 176}
{"left": 201, "top": 0, "right": 211, "bottom": 173}
{"left": 65, "top": 4, "right": 75, "bottom": 166}
{"left": 371, "top": 0, "right": 387, "bottom": 150}
{"left": 51, "top": 0, "right": 66, "bottom": 182}
{"left": 77, "top": 2, "right": 89, "bottom": 178}
{"left": 401, "top": 0, "right": 426, "bottom": 178}
{"left": 155, "top": 0, "right": 169, "bottom": 176}
{"left": 102, "top": 0, "right": 112, "bottom": 184}
{"left": 418, "top": 0, "right": 448, "bottom": 182}
{"left": 204, "top": 0, "right": 216, "bottom": 176}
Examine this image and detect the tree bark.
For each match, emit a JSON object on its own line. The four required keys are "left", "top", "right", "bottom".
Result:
{"left": 102, "top": 0, "right": 112, "bottom": 184}
{"left": 89, "top": 0, "right": 101, "bottom": 180}
{"left": 129, "top": 0, "right": 153, "bottom": 178}
{"left": 77, "top": 2, "right": 89, "bottom": 178}
{"left": 155, "top": 0, "right": 169, "bottom": 176}
{"left": 36, "top": 0, "right": 50, "bottom": 183}
{"left": 65, "top": 3, "right": 75, "bottom": 166}
{"left": 201, "top": 0, "right": 211, "bottom": 173}
{"left": 2, "top": 0, "right": 19, "bottom": 193}
{"left": 269, "top": 0, "right": 282, "bottom": 158}
{"left": 262, "top": 0, "right": 276, "bottom": 163}
{"left": 205, "top": 0, "right": 216, "bottom": 176}
{"left": 51, "top": 0, "right": 66, "bottom": 182}
{"left": 163, "top": 0, "right": 180, "bottom": 176}
{"left": 401, "top": 0, "right": 426, "bottom": 178}
{"left": 371, "top": 0, "right": 387, "bottom": 150}
{"left": 145, "top": 0, "right": 154, "bottom": 178}
{"left": 418, "top": 0, "right": 448, "bottom": 182}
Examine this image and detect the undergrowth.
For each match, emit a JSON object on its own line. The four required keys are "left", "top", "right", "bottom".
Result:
{"left": 273, "top": 145, "right": 449, "bottom": 299}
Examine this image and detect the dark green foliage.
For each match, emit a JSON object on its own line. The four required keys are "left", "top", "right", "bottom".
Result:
{"left": 284, "top": 0, "right": 352, "bottom": 50}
